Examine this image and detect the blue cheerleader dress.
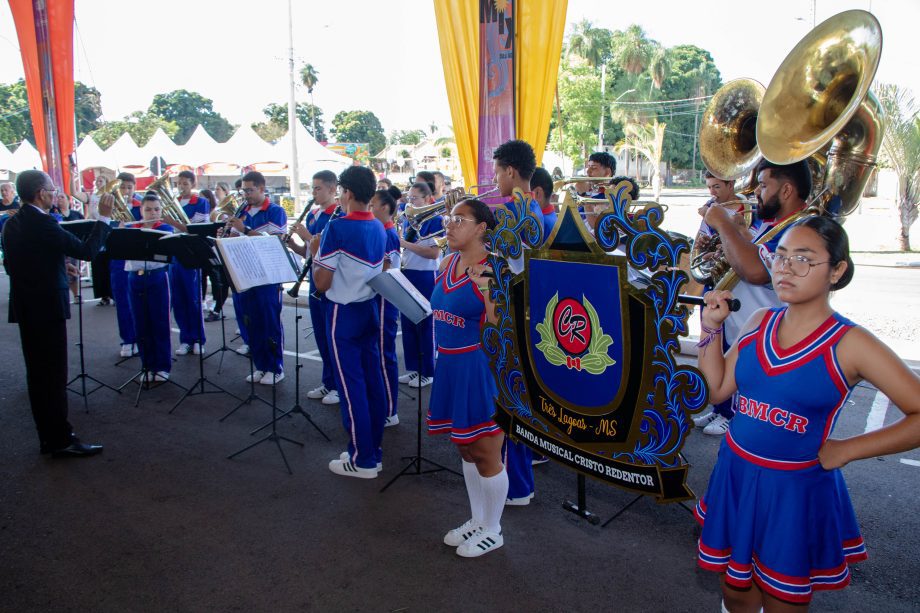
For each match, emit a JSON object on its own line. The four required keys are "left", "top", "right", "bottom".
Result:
{"left": 695, "top": 308, "right": 868, "bottom": 604}
{"left": 427, "top": 252, "right": 502, "bottom": 444}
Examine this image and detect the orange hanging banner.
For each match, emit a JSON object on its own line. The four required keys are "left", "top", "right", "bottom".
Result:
{"left": 9, "top": 0, "right": 76, "bottom": 194}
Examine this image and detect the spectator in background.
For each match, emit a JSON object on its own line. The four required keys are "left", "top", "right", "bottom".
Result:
{"left": 376, "top": 178, "right": 393, "bottom": 191}
{"left": 1, "top": 181, "right": 21, "bottom": 212}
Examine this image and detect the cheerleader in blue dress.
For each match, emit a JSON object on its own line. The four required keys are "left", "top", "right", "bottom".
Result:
{"left": 427, "top": 198, "right": 507, "bottom": 558}
{"left": 698, "top": 216, "right": 920, "bottom": 611}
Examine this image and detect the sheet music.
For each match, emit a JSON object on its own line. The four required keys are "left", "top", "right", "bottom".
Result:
{"left": 216, "top": 235, "right": 298, "bottom": 292}
{"left": 385, "top": 269, "right": 432, "bottom": 314}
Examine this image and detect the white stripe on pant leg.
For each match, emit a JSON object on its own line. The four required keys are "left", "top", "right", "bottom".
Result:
{"left": 331, "top": 303, "right": 358, "bottom": 463}
{"left": 379, "top": 299, "right": 393, "bottom": 418}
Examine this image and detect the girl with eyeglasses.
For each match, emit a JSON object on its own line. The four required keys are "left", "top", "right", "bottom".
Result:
{"left": 428, "top": 198, "right": 508, "bottom": 558}
{"left": 696, "top": 216, "right": 920, "bottom": 611}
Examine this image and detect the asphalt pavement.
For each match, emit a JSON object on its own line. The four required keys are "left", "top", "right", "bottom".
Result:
{"left": 0, "top": 273, "right": 918, "bottom": 612}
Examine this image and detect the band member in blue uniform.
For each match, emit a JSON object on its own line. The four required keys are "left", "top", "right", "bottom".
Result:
{"left": 398, "top": 181, "right": 442, "bottom": 389}
{"left": 313, "top": 166, "right": 387, "bottom": 479}
{"left": 369, "top": 189, "right": 402, "bottom": 427}
{"left": 530, "top": 167, "right": 557, "bottom": 239}
{"left": 696, "top": 160, "right": 809, "bottom": 437}
{"left": 492, "top": 139, "right": 542, "bottom": 504}
{"left": 111, "top": 172, "right": 142, "bottom": 358}
{"left": 226, "top": 171, "right": 287, "bottom": 384}
{"left": 162, "top": 170, "right": 210, "bottom": 356}
{"left": 288, "top": 170, "right": 341, "bottom": 406}
{"left": 125, "top": 194, "right": 174, "bottom": 383}
{"left": 429, "top": 198, "right": 507, "bottom": 557}
{"left": 697, "top": 216, "right": 920, "bottom": 610}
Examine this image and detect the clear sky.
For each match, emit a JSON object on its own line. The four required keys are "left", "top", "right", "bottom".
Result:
{"left": 0, "top": 0, "right": 917, "bottom": 142}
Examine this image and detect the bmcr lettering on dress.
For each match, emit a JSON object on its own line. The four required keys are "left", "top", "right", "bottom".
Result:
{"left": 432, "top": 309, "right": 466, "bottom": 328}
{"left": 737, "top": 394, "right": 809, "bottom": 433}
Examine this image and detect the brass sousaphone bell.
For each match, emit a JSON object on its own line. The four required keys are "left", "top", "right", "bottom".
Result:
{"left": 696, "top": 9, "right": 884, "bottom": 291}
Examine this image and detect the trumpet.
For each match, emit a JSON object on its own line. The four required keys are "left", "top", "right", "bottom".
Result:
{"left": 147, "top": 173, "right": 191, "bottom": 226}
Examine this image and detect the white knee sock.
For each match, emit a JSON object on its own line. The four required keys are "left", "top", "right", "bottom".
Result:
{"left": 479, "top": 468, "right": 509, "bottom": 533}
{"left": 462, "top": 460, "right": 484, "bottom": 525}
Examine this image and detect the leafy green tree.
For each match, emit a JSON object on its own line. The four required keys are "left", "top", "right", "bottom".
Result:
{"left": 877, "top": 83, "right": 920, "bottom": 251}
{"left": 90, "top": 111, "right": 179, "bottom": 149}
{"left": 0, "top": 79, "right": 103, "bottom": 146}
{"left": 388, "top": 129, "right": 426, "bottom": 145}
{"left": 148, "top": 89, "right": 235, "bottom": 144}
{"left": 613, "top": 25, "right": 654, "bottom": 75}
{"left": 330, "top": 110, "right": 386, "bottom": 154}
{"left": 254, "top": 102, "right": 326, "bottom": 142}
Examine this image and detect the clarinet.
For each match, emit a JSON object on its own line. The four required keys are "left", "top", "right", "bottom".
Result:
{"left": 219, "top": 199, "right": 250, "bottom": 238}
{"left": 287, "top": 204, "right": 343, "bottom": 298}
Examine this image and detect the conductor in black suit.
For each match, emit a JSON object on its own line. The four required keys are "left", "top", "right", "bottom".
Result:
{"left": 3, "top": 170, "right": 112, "bottom": 457}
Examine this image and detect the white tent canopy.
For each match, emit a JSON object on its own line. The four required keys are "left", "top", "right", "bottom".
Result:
{"left": 76, "top": 136, "right": 115, "bottom": 170}
{"left": 182, "top": 125, "right": 228, "bottom": 168}
{"left": 226, "top": 125, "right": 283, "bottom": 166}
{"left": 11, "top": 140, "right": 42, "bottom": 170}
{"left": 0, "top": 142, "right": 14, "bottom": 171}
{"left": 275, "top": 122, "right": 353, "bottom": 183}
{"left": 140, "top": 128, "right": 182, "bottom": 166}
{"left": 105, "top": 132, "right": 144, "bottom": 168}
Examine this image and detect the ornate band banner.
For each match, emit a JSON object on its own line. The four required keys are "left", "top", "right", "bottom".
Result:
{"left": 483, "top": 186, "right": 709, "bottom": 503}
{"left": 476, "top": 0, "right": 515, "bottom": 189}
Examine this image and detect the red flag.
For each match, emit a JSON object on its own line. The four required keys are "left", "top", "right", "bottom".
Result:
{"left": 9, "top": 0, "right": 76, "bottom": 195}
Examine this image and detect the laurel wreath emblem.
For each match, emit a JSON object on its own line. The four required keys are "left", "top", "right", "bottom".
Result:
{"left": 534, "top": 292, "right": 617, "bottom": 375}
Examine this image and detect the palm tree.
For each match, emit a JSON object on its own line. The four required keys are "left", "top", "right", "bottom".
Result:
{"left": 877, "top": 83, "right": 920, "bottom": 251}
{"left": 616, "top": 120, "right": 667, "bottom": 200}
{"left": 566, "top": 19, "right": 610, "bottom": 68}
{"left": 299, "top": 63, "right": 319, "bottom": 138}
{"left": 649, "top": 48, "right": 669, "bottom": 95}
{"left": 613, "top": 25, "right": 653, "bottom": 75}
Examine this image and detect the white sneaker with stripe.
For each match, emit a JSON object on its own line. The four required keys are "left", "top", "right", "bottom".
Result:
{"left": 443, "top": 519, "right": 481, "bottom": 547}
{"left": 328, "top": 457, "right": 378, "bottom": 479}
{"left": 456, "top": 528, "right": 503, "bottom": 558}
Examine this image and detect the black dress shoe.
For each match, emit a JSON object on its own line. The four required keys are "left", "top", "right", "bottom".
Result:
{"left": 50, "top": 440, "right": 103, "bottom": 458}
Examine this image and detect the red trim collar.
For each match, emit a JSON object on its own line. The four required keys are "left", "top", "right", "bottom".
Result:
{"left": 247, "top": 198, "right": 270, "bottom": 214}
{"left": 761, "top": 205, "right": 806, "bottom": 226}
{"left": 131, "top": 198, "right": 142, "bottom": 208}
{"left": 322, "top": 203, "right": 338, "bottom": 216}
{"left": 345, "top": 211, "right": 374, "bottom": 220}
{"left": 541, "top": 204, "right": 555, "bottom": 215}
{"left": 384, "top": 221, "right": 396, "bottom": 230}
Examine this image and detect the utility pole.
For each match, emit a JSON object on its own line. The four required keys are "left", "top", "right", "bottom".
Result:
{"left": 287, "top": 0, "right": 301, "bottom": 213}
{"left": 597, "top": 63, "right": 607, "bottom": 150}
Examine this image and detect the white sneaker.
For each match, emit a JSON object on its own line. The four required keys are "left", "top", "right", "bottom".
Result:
{"left": 307, "top": 385, "right": 330, "bottom": 400}
{"left": 408, "top": 375, "right": 433, "bottom": 389}
{"left": 155, "top": 371, "right": 170, "bottom": 382}
{"left": 531, "top": 455, "right": 549, "bottom": 466}
{"left": 339, "top": 451, "right": 382, "bottom": 472}
{"left": 321, "top": 390, "right": 340, "bottom": 405}
{"left": 259, "top": 371, "right": 284, "bottom": 385}
{"left": 385, "top": 415, "right": 400, "bottom": 427}
{"left": 245, "top": 370, "right": 266, "bottom": 383}
{"left": 398, "top": 371, "right": 418, "bottom": 384}
{"left": 703, "top": 415, "right": 731, "bottom": 436}
{"left": 192, "top": 342, "right": 202, "bottom": 355}
{"left": 328, "top": 458, "right": 378, "bottom": 479}
{"left": 505, "top": 493, "right": 534, "bottom": 506}
{"left": 119, "top": 344, "right": 132, "bottom": 358}
{"left": 443, "top": 519, "right": 481, "bottom": 547}
{"left": 456, "top": 528, "right": 503, "bottom": 558}
{"left": 693, "top": 411, "right": 719, "bottom": 428}
{"left": 236, "top": 344, "right": 250, "bottom": 356}
{"left": 175, "top": 343, "right": 192, "bottom": 356}
{"left": 132, "top": 344, "right": 139, "bottom": 356}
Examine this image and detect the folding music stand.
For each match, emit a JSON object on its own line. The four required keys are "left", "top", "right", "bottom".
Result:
{"left": 61, "top": 220, "right": 121, "bottom": 412}
{"left": 157, "top": 228, "right": 242, "bottom": 414}
{"left": 196, "top": 226, "right": 242, "bottom": 372}
{"left": 106, "top": 227, "right": 188, "bottom": 406}
{"left": 369, "top": 269, "right": 461, "bottom": 492}
{"left": 215, "top": 235, "right": 303, "bottom": 473}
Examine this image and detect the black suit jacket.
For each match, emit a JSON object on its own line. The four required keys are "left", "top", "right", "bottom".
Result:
{"left": 3, "top": 204, "right": 111, "bottom": 324}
